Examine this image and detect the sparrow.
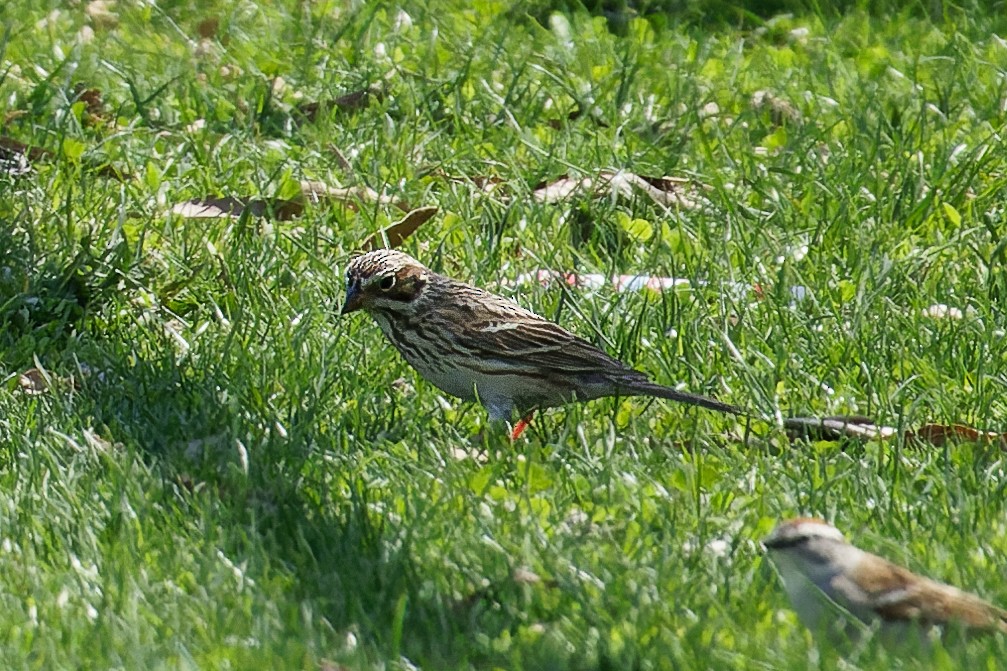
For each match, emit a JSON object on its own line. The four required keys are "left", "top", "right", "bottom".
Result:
{"left": 763, "top": 518, "right": 1007, "bottom": 645}
{"left": 340, "top": 249, "right": 741, "bottom": 430}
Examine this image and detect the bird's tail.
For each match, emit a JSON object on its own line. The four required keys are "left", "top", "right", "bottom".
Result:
{"left": 995, "top": 609, "right": 1007, "bottom": 635}
{"left": 621, "top": 379, "right": 744, "bottom": 416}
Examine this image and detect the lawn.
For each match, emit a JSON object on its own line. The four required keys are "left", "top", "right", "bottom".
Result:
{"left": 1, "top": 0, "right": 1006, "bottom": 669}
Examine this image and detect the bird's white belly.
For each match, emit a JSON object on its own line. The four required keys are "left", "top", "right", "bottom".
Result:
{"left": 414, "top": 361, "right": 480, "bottom": 401}
{"left": 415, "top": 363, "right": 533, "bottom": 418}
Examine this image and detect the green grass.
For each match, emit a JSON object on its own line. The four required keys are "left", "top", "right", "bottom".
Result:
{"left": 1, "top": 1, "right": 1006, "bottom": 668}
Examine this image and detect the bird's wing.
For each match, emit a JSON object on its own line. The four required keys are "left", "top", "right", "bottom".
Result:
{"left": 437, "top": 290, "right": 636, "bottom": 376}
{"left": 420, "top": 281, "right": 742, "bottom": 414}
{"left": 858, "top": 557, "right": 1007, "bottom": 632}
{"left": 462, "top": 317, "right": 631, "bottom": 375}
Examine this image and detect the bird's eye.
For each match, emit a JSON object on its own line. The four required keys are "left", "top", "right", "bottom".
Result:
{"left": 378, "top": 275, "right": 396, "bottom": 291}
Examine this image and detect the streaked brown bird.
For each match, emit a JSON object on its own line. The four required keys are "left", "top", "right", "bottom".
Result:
{"left": 341, "top": 249, "right": 741, "bottom": 429}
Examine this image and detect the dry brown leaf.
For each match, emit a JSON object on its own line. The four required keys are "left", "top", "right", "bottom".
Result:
{"left": 782, "top": 415, "right": 896, "bottom": 441}
{"left": 73, "top": 84, "right": 109, "bottom": 125}
{"left": 295, "top": 85, "right": 385, "bottom": 122}
{"left": 359, "top": 206, "right": 438, "bottom": 251}
{"left": 531, "top": 174, "right": 590, "bottom": 202}
{"left": 171, "top": 181, "right": 406, "bottom": 221}
{"left": 622, "top": 173, "right": 709, "bottom": 208}
{"left": 197, "top": 17, "right": 219, "bottom": 39}
{"left": 170, "top": 197, "right": 304, "bottom": 220}
{"left": 905, "top": 423, "right": 1007, "bottom": 450}
{"left": 0, "top": 135, "right": 127, "bottom": 179}
{"left": 298, "top": 180, "right": 406, "bottom": 210}
{"left": 74, "top": 85, "right": 104, "bottom": 116}
{"left": 3, "top": 110, "right": 28, "bottom": 124}
{"left": 18, "top": 368, "right": 51, "bottom": 396}
{"left": 531, "top": 170, "right": 707, "bottom": 209}
{"left": 0, "top": 136, "right": 52, "bottom": 163}
{"left": 784, "top": 416, "right": 1007, "bottom": 452}
{"left": 17, "top": 364, "right": 78, "bottom": 395}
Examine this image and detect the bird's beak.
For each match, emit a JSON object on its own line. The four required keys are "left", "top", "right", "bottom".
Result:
{"left": 341, "top": 284, "right": 363, "bottom": 315}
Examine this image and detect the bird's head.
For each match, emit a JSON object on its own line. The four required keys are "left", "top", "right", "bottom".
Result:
{"left": 341, "top": 249, "right": 431, "bottom": 316}
{"left": 763, "top": 517, "right": 850, "bottom": 579}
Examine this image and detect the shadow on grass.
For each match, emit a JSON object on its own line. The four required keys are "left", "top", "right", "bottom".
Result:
{"left": 88, "top": 358, "right": 533, "bottom": 667}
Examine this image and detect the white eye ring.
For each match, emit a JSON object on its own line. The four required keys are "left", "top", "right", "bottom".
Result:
{"left": 378, "top": 275, "right": 396, "bottom": 291}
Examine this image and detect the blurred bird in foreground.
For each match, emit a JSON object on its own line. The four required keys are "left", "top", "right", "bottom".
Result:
{"left": 764, "top": 518, "right": 1007, "bottom": 648}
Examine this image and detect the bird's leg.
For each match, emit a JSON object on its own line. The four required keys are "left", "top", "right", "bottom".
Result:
{"left": 510, "top": 410, "right": 536, "bottom": 440}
